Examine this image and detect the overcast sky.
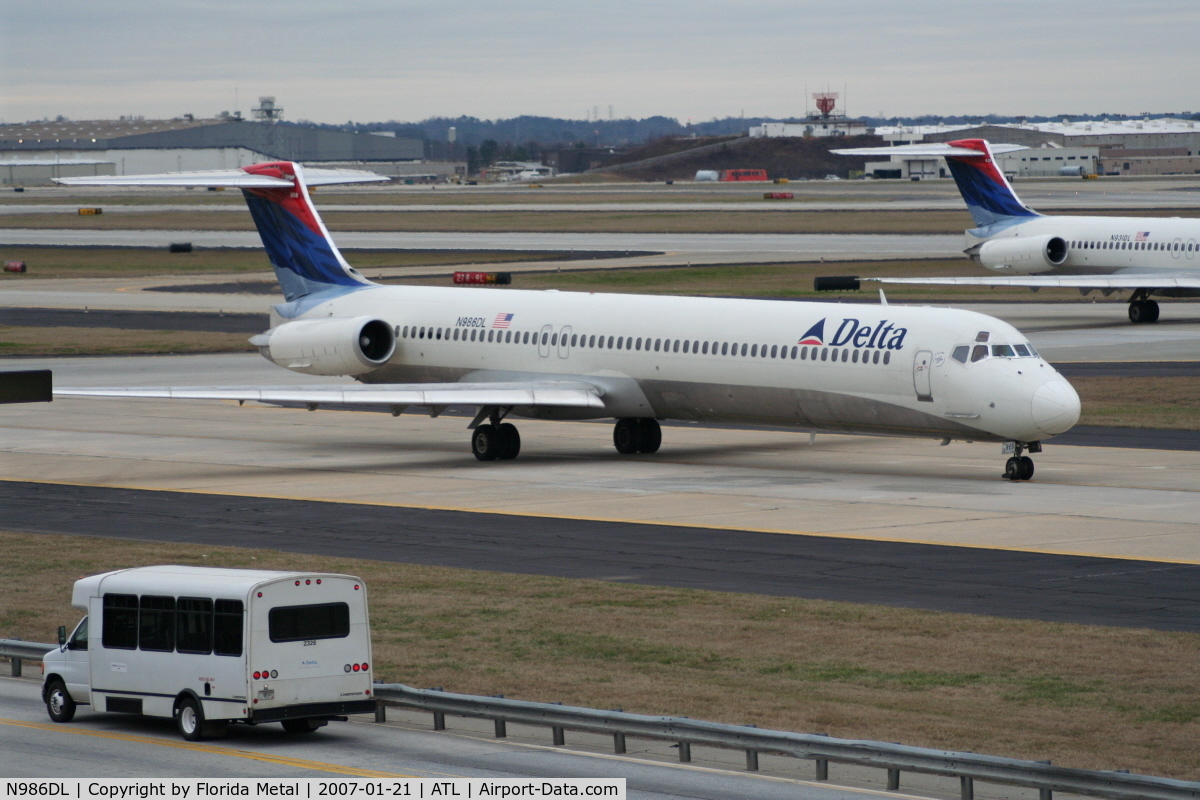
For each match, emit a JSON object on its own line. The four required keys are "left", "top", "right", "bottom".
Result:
{"left": 3, "top": 0, "right": 1197, "bottom": 125}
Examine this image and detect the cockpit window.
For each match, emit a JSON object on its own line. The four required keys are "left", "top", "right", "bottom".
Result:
{"left": 975, "top": 331, "right": 990, "bottom": 342}
{"left": 951, "top": 345, "right": 970, "bottom": 364}
{"left": 991, "top": 344, "right": 1017, "bottom": 357}
{"left": 1013, "top": 344, "right": 1031, "bottom": 357}
{"left": 971, "top": 345, "right": 989, "bottom": 362}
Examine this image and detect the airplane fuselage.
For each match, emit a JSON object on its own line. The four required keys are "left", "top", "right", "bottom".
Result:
{"left": 975, "top": 215, "right": 1200, "bottom": 282}
{"left": 277, "top": 284, "right": 1080, "bottom": 446}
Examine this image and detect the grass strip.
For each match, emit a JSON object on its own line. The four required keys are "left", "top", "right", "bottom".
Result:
{"left": 1, "top": 530, "right": 1197, "bottom": 778}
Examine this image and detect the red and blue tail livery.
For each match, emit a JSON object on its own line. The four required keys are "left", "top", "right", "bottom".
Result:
{"left": 240, "top": 162, "right": 376, "bottom": 302}
{"left": 831, "top": 139, "right": 1036, "bottom": 234}
{"left": 939, "top": 139, "right": 1038, "bottom": 230}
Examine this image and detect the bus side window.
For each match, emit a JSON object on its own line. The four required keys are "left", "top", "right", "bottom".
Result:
{"left": 213, "top": 599, "right": 244, "bottom": 657}
{"left": 140, "top": 596, "right": 176, "bottom": 652}
{"left": 102, "top": 594, "right": 138, "bottom": 650}
{"left": 176, "top": 597, "right": 213, "bottom": 655}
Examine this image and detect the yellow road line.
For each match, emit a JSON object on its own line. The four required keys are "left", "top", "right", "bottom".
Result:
{"left": 2, "top": 474, "right": 1198, "bottom": 565}
{"left": 0, "top": 717, "right": 415, "bottom": 778}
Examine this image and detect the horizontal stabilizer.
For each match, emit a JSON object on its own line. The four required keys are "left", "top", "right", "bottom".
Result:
{"left": 831, "top": 143, "right": 1028, "bottom": 158}
{"left": 54, "top": 381, "right": 607, "bottom": 410}
{"left": 55, "top": 167, "right": 389, "bottom": 188}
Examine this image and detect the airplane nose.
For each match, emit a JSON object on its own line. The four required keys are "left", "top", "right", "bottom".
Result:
{"left": 1032, "top": 378, "right": 1081, "bottom": 436}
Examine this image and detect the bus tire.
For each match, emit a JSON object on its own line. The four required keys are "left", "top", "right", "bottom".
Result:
{"left": 45, "top": 679, "right": 76, "bottom": 723}
{"left": 176, "top": 696, "right": 206, "bottom": 741}
{"left": 282, "top": 718, "right": 323, "bottom": 733}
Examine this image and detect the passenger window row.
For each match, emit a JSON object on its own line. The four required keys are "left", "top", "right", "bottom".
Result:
{"left": 399, "top": 325, "right": 893, "bottom": 365}
{"left": 101, "top": 593, "right": 244, "bottom": 656}
{"left": 1072, "top": 239, "right": 1195, "bottom": 252}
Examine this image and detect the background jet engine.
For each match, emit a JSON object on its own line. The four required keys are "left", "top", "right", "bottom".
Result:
{"left": 976, "top": 235, "right": 1068, "bottom": 274}
{"left": 251, "top": 316, "right": 396, "bottom": 376}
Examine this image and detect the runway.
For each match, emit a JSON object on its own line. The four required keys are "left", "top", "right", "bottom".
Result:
{"left": 5, "top": 479, "right": 1199, "bottom": 631}
{"left": 4, "top": 353, "right": 1200, "bottom": 630}
{"left": 0, "top": 228, "right": 963, "bottom": 258}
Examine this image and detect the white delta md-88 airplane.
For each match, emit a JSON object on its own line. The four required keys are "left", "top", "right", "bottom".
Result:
{"left": 830, "top": 138, "right": 1200, "bottom": 324}
{"left": 54, "top": 161, "right": 1080, "bottom": 481}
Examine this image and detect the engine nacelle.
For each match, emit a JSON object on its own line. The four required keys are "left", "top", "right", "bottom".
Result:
{"left": 251, "top": 316, "right": 396, "bottom": 376}
{"left": 977, "top": 234, "right": 1068, "bottom": 274}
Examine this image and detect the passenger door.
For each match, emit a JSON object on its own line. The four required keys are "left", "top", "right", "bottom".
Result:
{"left": 537, "top": 324, "right": 552, "bottom": 358}
{"left": 913, "top": 350, "right": 933, "bottom": 402}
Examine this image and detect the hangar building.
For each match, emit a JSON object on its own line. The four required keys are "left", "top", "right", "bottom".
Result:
{"left": 0, "top": 116, "right": 425, "bottom": 184}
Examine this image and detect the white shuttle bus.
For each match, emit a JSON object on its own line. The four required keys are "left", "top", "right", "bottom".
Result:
{"left": 42, "top": 565, "right": 375, "bottom": 740}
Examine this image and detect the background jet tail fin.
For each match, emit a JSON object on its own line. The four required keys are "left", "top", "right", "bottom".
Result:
{"left": 56, "top": 164, "right": 388, "bottom": 302}
{"left": 831, "top": 139, "right": 1037, "bottom": 231}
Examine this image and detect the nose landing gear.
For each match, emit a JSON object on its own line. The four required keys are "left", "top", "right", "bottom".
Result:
{"left": 1003, "top": 441, "right": 1039, "bottom": 481}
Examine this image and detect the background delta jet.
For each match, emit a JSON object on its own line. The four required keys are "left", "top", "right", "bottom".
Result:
{"left": 53, "top": 161, "right": 1079, "bottom": 481}
{"left": 831, "top": 139, "right": 1200, "bottom": 323}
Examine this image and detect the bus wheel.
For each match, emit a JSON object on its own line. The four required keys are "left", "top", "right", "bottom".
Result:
{"left": 45, "top": 679, "right": 76, "bottom": 723}
{"left": 176, "top": 697, "right": 206, "bottom": 741}
{"left": 282, "top": 718, "right": 324, "bottom": 733}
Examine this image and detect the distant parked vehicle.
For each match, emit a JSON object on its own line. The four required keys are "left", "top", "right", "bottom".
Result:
{"left": 720, "top": 169, "right": 768, "bottom": 182}
{"left": 42, "top": 565, "right": 375, "bottom": 741}
{"left": 694, "top": 170, "right": 719, "bottom": 181}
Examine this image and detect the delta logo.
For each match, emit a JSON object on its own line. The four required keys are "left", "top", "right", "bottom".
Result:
{"left": 797, "top": 318, "right": 908, "bottom": 350}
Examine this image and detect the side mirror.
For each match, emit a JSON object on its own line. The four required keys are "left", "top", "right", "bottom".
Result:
{"left": 58, "top": 626, "right": 67, "bottom": 646}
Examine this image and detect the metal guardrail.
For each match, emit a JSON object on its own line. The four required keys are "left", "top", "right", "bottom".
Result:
{"left": 374, "top": 684, "right": 1200, "bottom": 800}
{"left": 0, "top": 638, "right": 55, "bottom": 678}
{"left": 5, "top": 641, "right": 1197, "bottom": 800}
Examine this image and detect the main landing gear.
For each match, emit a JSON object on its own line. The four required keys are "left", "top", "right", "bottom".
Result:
{"left": 471, "top": 407, "right": 520, "bottom": 461}
{"left": 1128, "top": 291, "right": 1160, "bottom": 324}
{"left": 1003, "top": 441, "right": 1040, "bottom": 481}
{"left": 613, "top": 417, "right": 662, "bottom": 455}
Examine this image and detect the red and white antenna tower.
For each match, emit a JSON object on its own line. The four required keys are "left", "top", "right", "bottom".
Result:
{"left": 813, "top": 92, "right": 838, "bottom": 119}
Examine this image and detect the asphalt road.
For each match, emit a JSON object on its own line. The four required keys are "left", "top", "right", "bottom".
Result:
{"left": 0, "top": 306, "right": 267, "bottom": 332}
{"left": 5, "top": 479, "right": 1198, "bottom": 632}
{"left": 0, "top": 679, "right": 890, "bottom": 798}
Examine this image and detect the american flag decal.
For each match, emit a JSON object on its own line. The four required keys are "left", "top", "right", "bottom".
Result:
{"left": 1135, "top": 231, "right": 1150, "bottom": 242}
{"left": 493, "top": 313, "right": 514, "bottom": 328}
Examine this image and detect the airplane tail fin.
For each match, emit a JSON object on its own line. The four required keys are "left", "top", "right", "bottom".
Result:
{"left": 831, "top": 139, "right": 1037, "bottom": 232}
{"left": 56, "top": 163, "right": 388, "bottom": 302}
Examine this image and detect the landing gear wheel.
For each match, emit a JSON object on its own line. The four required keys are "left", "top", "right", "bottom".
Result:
{"left": 282, "top": 718, "right": 325, "bottom": 734}
{"left": 45, "top": 679, "right": 76, "bottom": 723}
{"left": 613, "top": 418, "right": 641, "bottom": 454}
{"left": 497, "top": 423, "right": 521, "bottom": 460}
{"left": 1129, "top": 299, "right": 1160, "bottom": 323}
{"left": 472, "top": 424, "right": 501, "bottom": 461}
{"left": 1019, "top": 455, "right": 1035, "bottom": 481}
{"left": 176, "top": 696, "right": 205, "bottom": 741}
{"left": 637, "top": 419, "right": 662, "bottom": 454}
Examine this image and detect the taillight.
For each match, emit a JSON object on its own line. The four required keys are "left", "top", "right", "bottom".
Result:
{"left": 361, "top": 663, "right": 369, "bottom": 671}
{"left": 253, "top": 671, "right": 261, "bottom": 679}
{"left": 352, "top": 663, "right": 360, "bottom": 672}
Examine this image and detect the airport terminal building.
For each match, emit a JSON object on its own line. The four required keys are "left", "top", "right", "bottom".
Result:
{"left": 0, "top": 116, "right": 427, "bottom": 184}
{"left": 865, "top": 118, "right": 1200, "bottom": 178}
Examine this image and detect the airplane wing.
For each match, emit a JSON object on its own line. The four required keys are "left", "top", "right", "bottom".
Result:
{"left": 53, "top": 381, "right": 606, "bottom": 414}
{"left": 54, "top": 167, "right": 389, "bottom": 188}
{"left": 830, "top": 143, "right": 1029, "bottom": 157}
{"left": 858, "top": 274, "right": 1200, "bottom": 290}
